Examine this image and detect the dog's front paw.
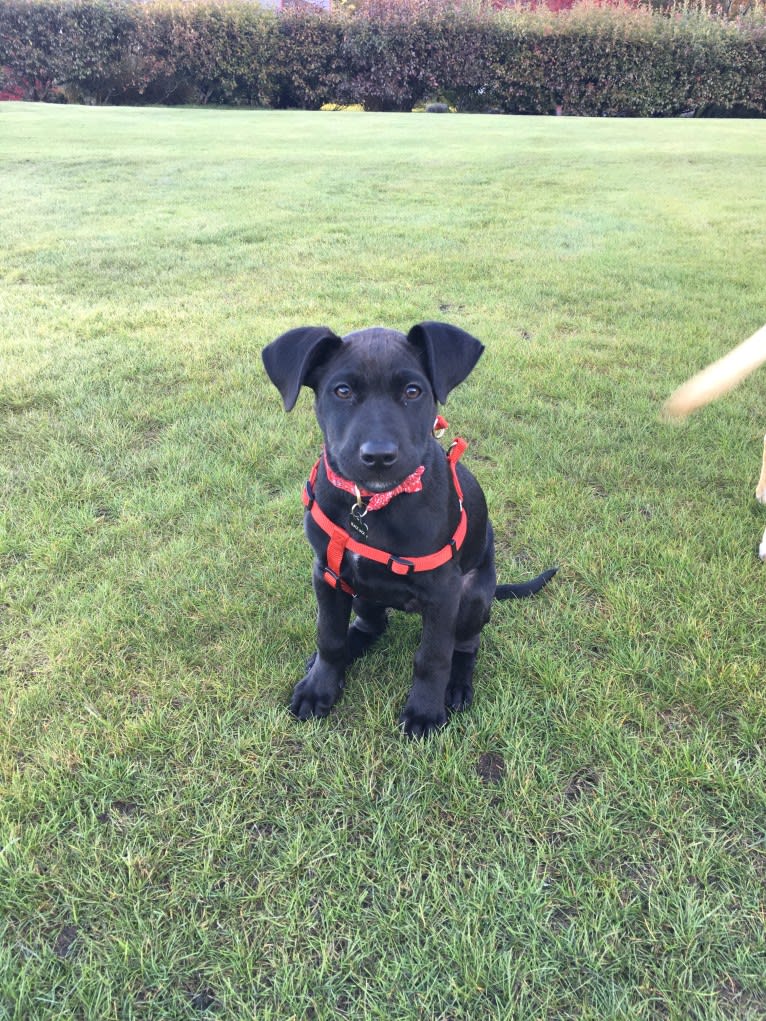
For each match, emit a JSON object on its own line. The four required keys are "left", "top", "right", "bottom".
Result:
{"left": 760, "top": 526, "right": 766, "bottom": 562}
{"left": 399, "top": 704, "right": 448, "bottom": 740}
{"left": 289, "top": 665, "right": 343, "bottom": 721}
{"left": 756, "top": 483, "right": 766, "bottom": 505}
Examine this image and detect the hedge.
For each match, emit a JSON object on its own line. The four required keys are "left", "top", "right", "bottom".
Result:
{"left": 1, "top": 0, "right": 764, "bottom": 115}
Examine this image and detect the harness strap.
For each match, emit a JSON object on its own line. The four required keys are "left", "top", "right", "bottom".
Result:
{"left": 302, "top": 439, "right": 468, "bottom": 596}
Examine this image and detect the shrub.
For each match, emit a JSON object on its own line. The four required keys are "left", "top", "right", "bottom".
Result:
{"left": 139, "top": 2, "right": 278, "bottom": 106}
{"left": 1, "top": 0, "right": 764, "bottom": 115}
{"left": 340, "top": 8, "right": 442, "bottom": 110}
{"left": 273, "top": 9, "right": 345, "bottom": 108}
{"left": 537, "top": 2, "right": 766, "bottom": 116}
{"left": 0, "top": 0, "right": 143, "bottom": 102}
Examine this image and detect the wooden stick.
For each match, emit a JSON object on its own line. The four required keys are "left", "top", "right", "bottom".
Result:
{"left": 663, "top": 324, "right": 766, "bottom": 419}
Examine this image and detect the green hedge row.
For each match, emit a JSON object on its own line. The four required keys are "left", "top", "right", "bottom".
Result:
{"left": 1, "top": 0, "right": 764, "bottom": 115}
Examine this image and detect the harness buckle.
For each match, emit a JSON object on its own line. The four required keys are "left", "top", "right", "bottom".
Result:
{"left": 323, "top": 566, "right": 345, "bottom": 590}
{"left": 387, "top": 555, "right": 415, "bottom": 576}
{"left": 303, "top": 478, "right": 315, "bottom": 510}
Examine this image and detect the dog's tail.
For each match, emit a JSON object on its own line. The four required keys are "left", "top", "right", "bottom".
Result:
{"left": 495, "top": 567, "right": 558, "bottom": 601}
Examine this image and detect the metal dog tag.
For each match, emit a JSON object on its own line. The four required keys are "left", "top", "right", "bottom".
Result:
{"left": 349, "top": 505, "right": 369, "bottom": 540}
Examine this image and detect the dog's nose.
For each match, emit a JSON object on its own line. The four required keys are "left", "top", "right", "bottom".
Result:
{"left": 359, "top": 441, "right": 399, "bottom": 470}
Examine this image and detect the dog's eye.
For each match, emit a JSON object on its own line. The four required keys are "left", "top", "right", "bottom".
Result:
{"left": 333, "top": 384, "right": 353, "bottom": 400}
{"left": 404, "top": 384, "right": 422, "bottom": 400}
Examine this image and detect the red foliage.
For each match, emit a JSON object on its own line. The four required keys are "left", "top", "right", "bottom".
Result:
{"left": 0, "top": 74, "right": 25, "bottom": 100}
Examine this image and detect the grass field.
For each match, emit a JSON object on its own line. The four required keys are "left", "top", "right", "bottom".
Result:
{"left": 1, "top": 104, "right": 766, "bottom": 1019}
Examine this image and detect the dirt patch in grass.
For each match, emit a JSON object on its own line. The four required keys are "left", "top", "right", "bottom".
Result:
{"left": 476, "top": 752, "right": 506, "bottom": 784}
{"left": 52, "top": 924, "right": 79, "bottom": 959}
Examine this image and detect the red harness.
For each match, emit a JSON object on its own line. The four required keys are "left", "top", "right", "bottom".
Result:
{"left": 302, "top": 437, "right": 469, "bottom": 597}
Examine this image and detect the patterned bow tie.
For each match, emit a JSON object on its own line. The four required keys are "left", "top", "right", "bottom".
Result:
{"left": 322, "top": 450, "right": 425, "bottom": 511}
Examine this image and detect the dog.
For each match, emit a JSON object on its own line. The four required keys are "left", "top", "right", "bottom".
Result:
{"left": 664, "top": 323, "right": 766, "bottom": 560}
{"left": 262, "top": 321, "right": 556, "bottom": 737}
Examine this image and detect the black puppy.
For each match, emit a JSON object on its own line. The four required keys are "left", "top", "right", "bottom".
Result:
{"left": 262, "top": 322, "right": 555, "bottom": 737}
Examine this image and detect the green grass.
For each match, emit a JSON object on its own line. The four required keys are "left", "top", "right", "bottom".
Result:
{"left": 1, "top": 104, "right": 766, "bottom": 1019}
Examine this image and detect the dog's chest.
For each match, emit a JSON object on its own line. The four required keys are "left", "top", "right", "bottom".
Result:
{"left": 346, "top": 553, "right": 423, "bottom": 613}
{"left": 304, "top": 487, "right": 458, "bottom": 614}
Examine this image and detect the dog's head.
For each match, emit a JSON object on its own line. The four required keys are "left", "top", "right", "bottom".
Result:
{"left": 262, "top": 322, "right": 484, "bottom": 492}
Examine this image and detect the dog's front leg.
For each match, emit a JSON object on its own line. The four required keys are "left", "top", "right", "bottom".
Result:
{"left": 290, "top": 563, "right": 352, "bottom": 720}
{"left": 756, "top": 433, "right": 766, "bottom": 504}
{"left": 400, "top": 587, "right": 460, "bottom": 739}
{"left": 756, "top": 435, "right": 766, "bottom": 561}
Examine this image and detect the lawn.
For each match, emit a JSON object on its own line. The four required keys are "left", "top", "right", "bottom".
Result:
{"left": 1, "top": 104, "right": 765, "bottom": 1020}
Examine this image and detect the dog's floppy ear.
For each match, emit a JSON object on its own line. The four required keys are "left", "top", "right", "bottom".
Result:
{"left": 407, "top": 321, "right": 485, "bottom": 404}
{"left": 262, "top": 326, "right": 343, "bottom": 411}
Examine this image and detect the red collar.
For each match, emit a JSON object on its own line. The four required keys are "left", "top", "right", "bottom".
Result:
{"left": 302, "top": 435, "right": 469, "bottom": 597}
{"left": 322, "top": 450, "right": 425, "bottom": 511}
